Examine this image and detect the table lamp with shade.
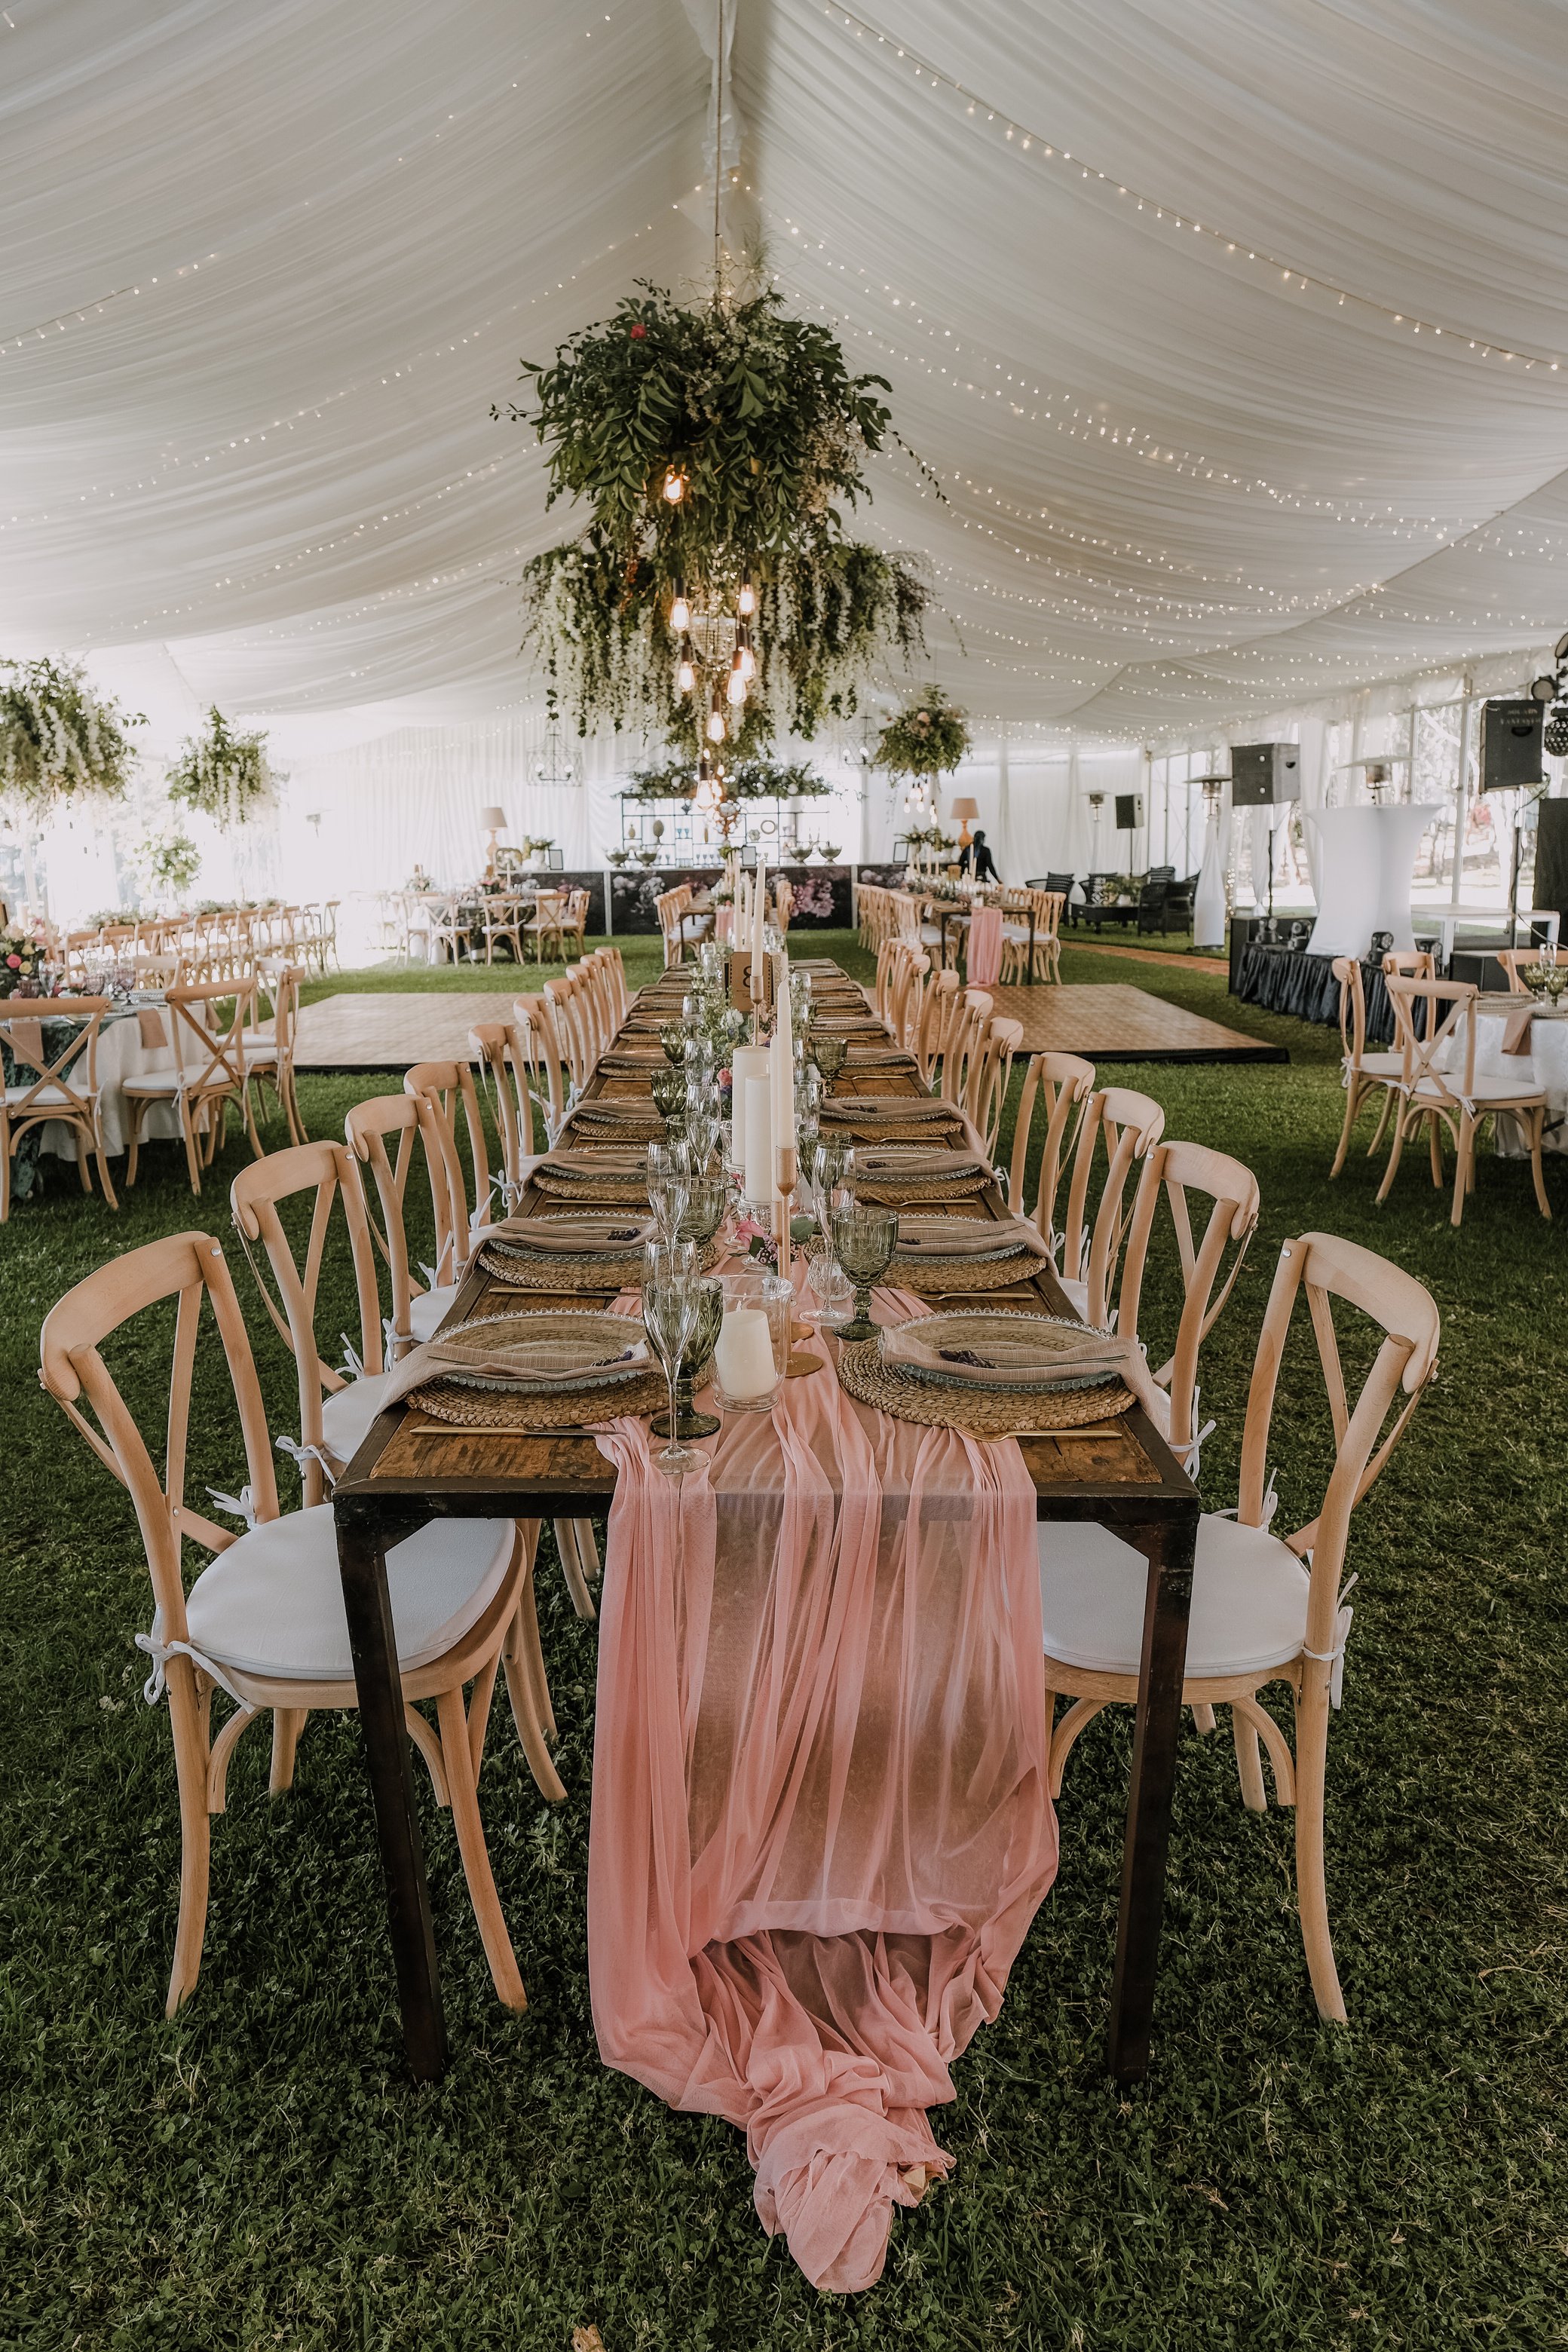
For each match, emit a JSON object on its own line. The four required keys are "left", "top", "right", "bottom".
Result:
{"left": 479, "top": 806, "right": 509, "bottom": 880}
{"left": 948, "top": 795, "right": 979, "bottom": 847}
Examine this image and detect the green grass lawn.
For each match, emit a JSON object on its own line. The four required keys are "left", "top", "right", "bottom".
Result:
{"left": 2, "top": 936, "right": 1564, "bottom": 2349}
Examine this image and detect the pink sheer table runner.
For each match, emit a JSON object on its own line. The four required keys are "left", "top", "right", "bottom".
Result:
{"left": 588, "top": 1306, "right": 1055, "bottom": 2292}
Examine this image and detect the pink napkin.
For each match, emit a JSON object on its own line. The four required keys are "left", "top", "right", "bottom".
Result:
{"left": 587, "top": 1292, "right": 1055, "bottom": 2293}
{"left": 966, "top": 903, "right": 1004, "bottom": 988}
{"left": 1501, "top": 1001, "right": 1536, "bottom": 1055}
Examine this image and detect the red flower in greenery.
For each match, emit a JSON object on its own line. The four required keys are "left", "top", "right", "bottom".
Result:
{"left": 629, "top": 323, "right": 648, "bottom": 340}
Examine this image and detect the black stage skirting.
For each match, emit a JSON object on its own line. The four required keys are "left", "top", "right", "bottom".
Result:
{"left": 1233, "top": 942, "right": 1394, "bottom": 1043}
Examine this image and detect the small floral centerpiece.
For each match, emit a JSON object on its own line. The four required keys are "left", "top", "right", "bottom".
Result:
{"left": 874, "top": 689, "right": 970, "bottom": 780}
{"left": 0, "top": 922, "right": 50, "bottom": 997}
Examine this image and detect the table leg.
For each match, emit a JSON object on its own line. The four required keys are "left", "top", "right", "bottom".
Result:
{"left": 335, "top": 1518, "right": 449, "bottom": 2081}
{"left": 1106, "top": 1506, "right": 1198, "bottom": 2084}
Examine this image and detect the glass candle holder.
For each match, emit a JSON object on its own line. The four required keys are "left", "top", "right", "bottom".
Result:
{"left": 711, "top": 1267, "right": 792, "bottom": 1413}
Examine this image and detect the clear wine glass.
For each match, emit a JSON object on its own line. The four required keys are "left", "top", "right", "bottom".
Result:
{"left": 643, "top": 1263, "right": 703, "bottom": 1475}
{"left": 651, "top": 1271, "right": 723, "bottom": 1442}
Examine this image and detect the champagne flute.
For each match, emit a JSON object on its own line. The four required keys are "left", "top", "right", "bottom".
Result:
{"left": 642, "top": 1265, "right": 703, "bottom": 1475}
{"left": 651, "top": 1271, "right": 723, "bottom": 1441}
{"left": 828, "top": 1201, "right": 899, "bottom": 1342}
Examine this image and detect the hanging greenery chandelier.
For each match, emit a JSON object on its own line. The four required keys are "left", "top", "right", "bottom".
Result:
{"left": 498, "top": 280, "right": 929, "bottom": 758}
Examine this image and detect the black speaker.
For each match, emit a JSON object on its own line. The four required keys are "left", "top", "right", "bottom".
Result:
{"left": 1533, "top": 798, "right": 1568, "bottom": 929}
{"left": 1480, "top": 699, "right": 1544, "bottom": 791}
{"left": 1230, "top": 742, "right": 1300, "bottom": 806}
{"left": 1114, "top": 792, "right": 1144, "bottom": 831}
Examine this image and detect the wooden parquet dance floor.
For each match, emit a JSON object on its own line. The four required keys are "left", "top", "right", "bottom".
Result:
{"left": 292, "top": 991, "right": 515, "bottom": 1071}
{"left": 984, "top": 982, "right": 1285, "bottom": 1064}
{"left": 293, "top": 975, "right": 1282, "bottom": 1071}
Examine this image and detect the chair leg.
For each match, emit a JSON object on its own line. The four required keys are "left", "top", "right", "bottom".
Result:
{"left": 125, "top": 1100, "right": 145, "bottom": 1190}
{"left": 0, "top": 1113, "right": 10, "bottom": 1223}
{"left": 1429, "top": 1109, "right": 1446, "bottom": 1191}
{"left": 75, "top": 1125, "right": 93, "bottom": 1191}
{"left": 1046, "top": 1695, "right": 1104, "bottom": 1798}
{"left": 433, "top": 1683, "right": 527, "bottom": 2010}
{"left": 268, "top": 1706, "right": 308, "bottom": 1793}
{"left": 1191, "top": 1701, "right": 1217, "bottom": 1735}
{"left": 1329, "top": 1078, "right": 1363, "bottom": 1178}
{"left": 94, "top": 1122, "right": 120, "bottom": 1210}
{"left": 179, "top": 1098, "right": 204, "bottom": 1197}
{"left": 1529, "top": 1109, "right": 1552, "bottom": 1219}
{"left": 1374, "top": 1103, "right": 1412, "bottom": 1204}
{"left": 1230, "top": 1705, "right": 1268, "bottom": 1812}
{"left": 553, "top": 1519, "right": 596, "bottom": 1620}
{"left": 165, "top": 1660, "right": 213, "bottom": 2014}
{"left": 1450, "top": 1111, "right": 1475, "bottom": 1227}
{"left": 1293, "top": 1678, "right": 1346, "bottom": 2022}
{"left": 1365, "top": 1087, "right": 1395, "bottom": 1156}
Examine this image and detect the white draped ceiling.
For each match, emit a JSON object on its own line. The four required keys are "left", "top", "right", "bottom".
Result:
{"left": 5, "top": 0, "right": 1568, "bottom": 761}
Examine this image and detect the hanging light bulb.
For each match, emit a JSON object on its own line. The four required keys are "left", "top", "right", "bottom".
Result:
{"left": 676, "top": 650, "right": 697, "bottom": 696}
{"left": 706, "top": 700, "right": 727, "bottom": 744}
{"left": 694, "top": 761, "right": 722, "bottom": 814}
{"left": 726, "top": 668, "right": 747, "bottom": 707}
{"left": 737, "top": 635, "right": 757, "bottom": 682}
{"left": 737, "top": 570, "right": 757, "bottom": 617}
{"left": 669, "top": 582, "right": 691, "bottom": 634}
{"left": 662, "top": 467, "right": 688, "bottom": 504}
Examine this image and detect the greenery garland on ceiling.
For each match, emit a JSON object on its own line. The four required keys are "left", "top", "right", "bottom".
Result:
{"left": 0, "top": 657, "right": 144, "bottom": 815}
{"left": 498, "top": 284, "right": 929, "bottom": 756}
{"left": 872, "top": 687, "right": 972, "bottom": 779}
{"left": 619, "top": 755, "right": 833, "bottom": 804}
{"left": 166, "top": 706, "right": 281, "bottom": 829}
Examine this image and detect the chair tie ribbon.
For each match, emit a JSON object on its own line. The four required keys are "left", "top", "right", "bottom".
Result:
{"left": 1302, "top": 1576, "right": 1358, "bottom": 1709}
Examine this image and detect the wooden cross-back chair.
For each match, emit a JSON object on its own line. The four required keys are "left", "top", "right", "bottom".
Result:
{"left": 1495, "top": 948, "right": 1549, "bottom": 996}
{"left": 481, "top": 894, "right": 528, "bottom": 967}
{"left": 1007, "top": 1052, "right": 1096, "bottom": 1251}
{"left": 38, "top": 1229, "right": 559, "bottom": 2020}
{"left": 912, "top": 966, "right": 959, "bottom": 1088}
{"left": 1378, "top": 975, "right": 1551, "bottom": 1226}
{"left": 0, "top": 996, "right": 117, "bottom": 1219}
{"left": 1113, "top": 1138, "right": 1260, "bottom": 1476}
{"left": 964, "top": 1015, "right": 1023, "bottom": 1161}
{"left": 1037, "top": 1230, "right": 1440, "bottom": 2021}
{"left": 123, "top": 976, "right": 264, "bottom": 1196}
{"left": 544, "top": 972, "right": 596, "bottom": 1091}
{"left": 510, "top": 994, "right": 573, "bottom": 1148}
{"left": 1328, "top": 957, "right": 1405, "bottom": 1179}
{"left": 1054, "top": 1084, "right": 1167, "bottom": 1324}
{"left": 230, "top": 1141, "right": 389, "bottom": 1507}
{"left": 240, "top": 959, "right": 306, "bottom": 1147}
{"left": 935, "top": 986, "right": 992, "bottom": 1111}
{"left": 402, "top": 1059, "right": 498, "bottom": 1317}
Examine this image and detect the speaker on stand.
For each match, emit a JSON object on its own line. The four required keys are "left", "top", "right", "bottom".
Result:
{"left": 1230, "top": 743, "right": 1300, "bottom": 920}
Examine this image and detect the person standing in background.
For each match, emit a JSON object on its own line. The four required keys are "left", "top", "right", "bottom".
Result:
{"left": 961, "top": 828, "right": 1000, "bottom": 885}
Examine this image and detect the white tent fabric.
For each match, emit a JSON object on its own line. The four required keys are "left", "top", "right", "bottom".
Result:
{"left": 5, "top": 0, "right": 1568, "bottom": 779}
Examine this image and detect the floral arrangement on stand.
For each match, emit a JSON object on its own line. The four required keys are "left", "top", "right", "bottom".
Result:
{"left": 0, "top": 657, "right": 144, "bottom": 813}
{"left": 873, "top": 688, "right": 970, "bottom": 781}
{"left": 166, "top": 706, "right": 280, "bottom": 828}
{"left": 620, "top": 755, "right": 831, "bottom": 804}
{"left": 498, "top": 283, "right": 930, "bottom": 756}
{"left": 0, "top": 922, "right": 51, "bottom": 997}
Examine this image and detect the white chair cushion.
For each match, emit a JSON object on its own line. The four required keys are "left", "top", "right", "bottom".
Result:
{"left": 320, "top": 1370, "right": 397, "bottom": 1466}
{"left": 1410, "top": 1074, "right": 1544, "bottom": 1107}
{"left": 4, "top": 1083, "right": 84, "bottom": 1106}
{"left": 409, "top": 1283, "right": 461, "bottom": 1343}
{"left": 185, "top": 1502, "right": 515, "bottom": 1683}
{"left": 1056, "top": 1273, "right": 1089, "bottom": 1318}
{"left": 1352, "top": 1052, "right": 1403, "bottom": 1078}
{"left": 1037, "top": 1513, "right": 1310, "bottom": 1682}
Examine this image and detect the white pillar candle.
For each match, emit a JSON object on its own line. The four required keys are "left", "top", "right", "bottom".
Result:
{"left": 770, "top": 946, "right": 794, "bottom": 1169}
{"left": 740, "top": 1067, "right": 773, "bottom": 1205}
{"left": 751, "top": 847, "right": 765, "bottom": 998}
{"left": 714, "top": 1305, "right": 776, "bottom": 1401}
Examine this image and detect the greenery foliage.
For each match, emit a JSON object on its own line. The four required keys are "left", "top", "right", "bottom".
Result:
{"left": 499, "top": 285, "right": 929, "bottom": 753}
{"left": 133, "top": 831, "right": 201, "bottom": 899}
{"left": 166, "top": 706, "right": 279, "bottom": 828}
{"left": 0, "top": 656, "right": 143, "bottom": 813}
{"left": 619, "top": 755, "right": 832, "bottom": 804}
{"left": 873, "top": 686, "right": 971, "bottom": 779}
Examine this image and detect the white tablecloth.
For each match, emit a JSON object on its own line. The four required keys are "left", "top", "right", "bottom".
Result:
{"left": 1432, "top": 1002, "right": 1568, "bottom": 1156}
{"left": 38, "top": 1005, "right": 182, "bottom": 1159}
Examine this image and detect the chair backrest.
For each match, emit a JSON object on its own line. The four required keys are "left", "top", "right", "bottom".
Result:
{"left": 164, "top": 978, "right": 258, "bottom": 1094}
{"left": 467, "top": 1021, "right": 530, "bottom": 1201}
{"left": 914, "top": 966, "right": 959, "bottom": 1086}
{"left": 0, "top": 997, "right": 109, "bottom": 1127}
{"left": 1236, "top": 1233, "right": 1439, "bottom": 1640}
{"left": 1043, "top": 871, "right": 1073, "bottom": 897}
{"left": 1007, "top": 1051, "right": 1096, "bottom": 1239}
{"left": 403, "top": 1059, "right": 497, "bottom": 1277}
{"left": 230, "top": 1141, "right": 384, "bottom": 1504}
{"left": 1115, "top": 1138, "right": 1260, "bottom": 1459}
{"left": 511, "top": 994, "right": 572, "bottom": 1145}
{"left": 964, "top": 1015, "right": 1023, "bottom": 1159}
{"left": 656, "top": 890, "right": 684, "bottom": 965}
{"left": 544, "top": 972, "right": 596, "bottom": 1087}
{"left": 344, "top": 1092, "right": 443, "bottom": 1350}
{"left": 39, "top": 1233, "right": 281, "bottom": 1647}
{"left": 1059, "top": 1085, "right": 1167, "bottom": 1322}
{"left": 936, "top": 986, "right": 991, "bottom": 1108}
{"left": 255, "top": 960, "right": 304, "bottom": 1059}
{"left": 1381, "top": 948, "right": 1435, "bottom": 982}
{"left": 773, "top": 877, "right": 793, "bottom": 933}
{"left": 887, "top": 943, "right": 929, "bottom": 1050}
{"left": 1385, "top": 975, "right": 1478, "bottom": 1102}
{"left": 1496, "top": 948, "right": 1547, "bottom": 997}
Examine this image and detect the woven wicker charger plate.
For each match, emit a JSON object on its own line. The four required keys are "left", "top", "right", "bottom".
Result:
{"left": 477, "top": 1233, "right": 721, "bottom": 1291}
{"left": 836, "top": 1338, "right": 1132, "bottom": 1435}
{"left": 410, "top": 1367, "right": 670, "bottom": 1430}
{"left": 533, "top": 1167, "right": 650, "bottom": 1202}
{"left": 852, "top": 1169, "right": 991, "bottom": 1203}
{"left": 890, "top": 1248, "right": 1033, "bottom": 1293}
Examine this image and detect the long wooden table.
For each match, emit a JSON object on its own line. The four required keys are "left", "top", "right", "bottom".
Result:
{"left": 332, "top": 960, "right": 1199, "bottom": 2087}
